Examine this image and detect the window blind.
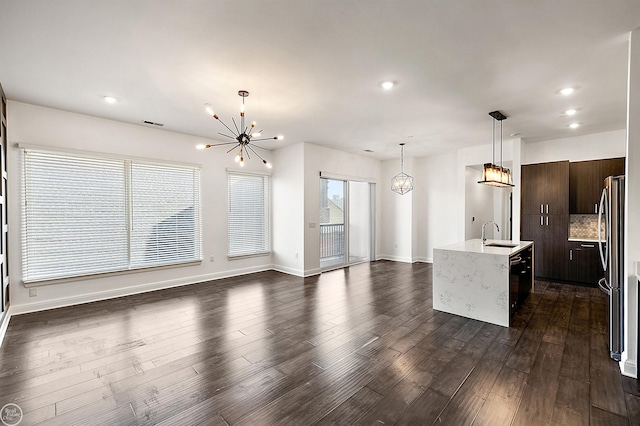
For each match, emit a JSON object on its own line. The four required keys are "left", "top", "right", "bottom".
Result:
{"left": 22, "top": 149, "right": 201, "bottom": 283}
{"left": 228, "top": 172, "right": 270, "bottom": 257}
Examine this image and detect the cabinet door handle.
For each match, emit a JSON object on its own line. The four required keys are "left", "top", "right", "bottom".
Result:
{"left": 595, "top": 203, "right": 598, "bottom": 214}
{"left": 540, "top": 204, "right": 544, "bottom": 214}
{"left": 570, "top": 249, "right": 573, "bottom": 261}
{"left": 546, "top": 204, "right": 549, "bottom": 214}
{"left": 581, "top": 244, "right": 595, "bottom": 248}
{"left": 540, "top": 216, "right": 544, "bottom": 226}
{"left": 546, "top": 216, "right": 549, "bottom": 226}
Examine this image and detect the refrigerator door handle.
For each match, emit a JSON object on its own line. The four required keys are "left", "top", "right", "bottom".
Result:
{"left": 598, "top": 188, "right": 608, "bottom": 271}
{"left": 598, "top": 278, "right": 611, "bottom": 296}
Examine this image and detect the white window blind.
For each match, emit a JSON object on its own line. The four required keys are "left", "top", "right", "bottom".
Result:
{"left": 228, "top": 172, "right": 270, "bottom": 257}
{"left": 22, "top": 149, "right": 201, "bottom": 283}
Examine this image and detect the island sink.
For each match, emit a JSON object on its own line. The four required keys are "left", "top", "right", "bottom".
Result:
{"left": 484, "top": 242, "right": 518, "bottom": 248}
{"left": 432, "top": 239, "right": 534, "bottom": 327}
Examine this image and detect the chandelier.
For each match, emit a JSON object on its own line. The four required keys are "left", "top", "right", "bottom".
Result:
{"left": 391, "top": 143, "right": 414, "bottom": 195}
{"left": 196, "top": 90, "right": 282, "bottom": 168}
{"left": 478, "top": 110, "right": 514, "bottom": 187}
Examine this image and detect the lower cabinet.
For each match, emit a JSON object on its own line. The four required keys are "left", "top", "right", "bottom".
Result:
{"left": 509, "top": 246, "right": 533, "bottom": 316}
{"left": 567, "top": 241, "right": 604, "bottom": 285}
{"left": 522, "top": 214, "right": 568, "bottom": 280}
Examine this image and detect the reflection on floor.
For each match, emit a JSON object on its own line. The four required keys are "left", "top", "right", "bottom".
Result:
{"left": 0, "top": 261, "right": 639, "bottom": 425}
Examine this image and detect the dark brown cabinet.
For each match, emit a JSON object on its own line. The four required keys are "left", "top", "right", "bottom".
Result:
{"left": 509, "top": 246, "right": 533, "bottom": 317}
{"left": 521, "top": 161, "right": 569, "bottom": 215}
{"left": 522, "top": 214, "right": 568, "bottom": 280}
{"left": 569, "top": 157, "right": 625, "bottom": 214}
{"left": 521, "top": 161, "right": 569, "bottom": 280}
{"left": 568, "top": 241, "right": 604, "bottom": 284}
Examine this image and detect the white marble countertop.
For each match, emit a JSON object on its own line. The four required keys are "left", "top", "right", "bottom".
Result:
{"left": 435, "top": 239, "right": 533, "bottom": 257}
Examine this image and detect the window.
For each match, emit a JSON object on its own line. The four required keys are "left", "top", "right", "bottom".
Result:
{"left": 227, "top": 171, "right": 269, "bottom": 257}
{"left": 22, "top": 148, "right": 201, "bottom": 283}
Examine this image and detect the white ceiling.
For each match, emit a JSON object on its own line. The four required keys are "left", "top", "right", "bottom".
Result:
{"left": 1, "top": 1, "right": 639, "bottom": 160}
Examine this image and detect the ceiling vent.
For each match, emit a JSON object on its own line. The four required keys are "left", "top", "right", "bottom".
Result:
{"left": 141, "top": 120, "right": 164, "bottom": 127}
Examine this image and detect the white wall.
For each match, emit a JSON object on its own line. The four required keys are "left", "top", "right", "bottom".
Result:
{"left": 522, "top": 129, "right": 626, "bottom": 164}
{"left": 7, "top": 101, "right": 275, "bottom": 313}
{"left": 464, "top": 166, "right": 501, "bottom": 240}
{"left": 379, "top": 157, "right": 414, "bottom": 262}
{"left": 622, "top": 28, "right": 640, "bottom": 378}
{"left": 271, "top": 142, "right": 305, "bottom": 276}
{"left": 414, "top": 151, "right": 458, "bottom": 263}
{"left": 302, "top": 143, "right": 381, "bottom": 275}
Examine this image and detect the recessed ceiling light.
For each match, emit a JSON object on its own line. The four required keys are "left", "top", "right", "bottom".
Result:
{"left": 103, "top": 96, "right": 117, "bottom": 104}
{"left": 569, "top": 123, "right": 580, "bottom": 129}
{"left": 560, "top": 87, "right": 574, "bottom": 95}
{"left": 565, "top": 109, "right": 577, "bottom": 116}
{"left": 381, "top": 81, "right": 395, "bottom": 90}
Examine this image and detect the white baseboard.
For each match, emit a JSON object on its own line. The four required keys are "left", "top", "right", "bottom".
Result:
{"left": 414, "top": 257, "right": 433, "bottom": 263}
{"left": 377, "top": 254, "right": 414, "bottom": 263}
{"left": 303, "top": 268, "right": 321, "bottom": 277}
{"left": 271, "top": 264, "right": 305, "bottom": 277}
{"left": 620, "top": 358, "right": 638, "bottom": 378}
{"left": 9, "top": 265, "right": 272, "bottom": 316}
{"left": 0, "top": 306, "right": 12, "bottom": 348}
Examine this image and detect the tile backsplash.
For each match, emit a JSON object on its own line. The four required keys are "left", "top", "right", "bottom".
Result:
{"left": 569, "top": 214, "right": 605, "bottom": 240}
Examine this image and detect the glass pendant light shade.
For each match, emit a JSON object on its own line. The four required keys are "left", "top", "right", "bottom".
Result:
{"left": 391, "top": 143, "right": 414, "bottom": 195}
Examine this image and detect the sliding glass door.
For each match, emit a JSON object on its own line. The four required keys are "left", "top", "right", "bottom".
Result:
{"left": 319, "top": 178, "right": 374, "bottom": 270}
{"left": 348, "top": 181, "right": 371, "bottom": 264}
{"left": 320, "top": 178, "right": 346, "bottom": 269}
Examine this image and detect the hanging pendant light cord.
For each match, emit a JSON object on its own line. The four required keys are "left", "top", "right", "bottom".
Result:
{"left": 500, "top": 119, "right": 503, "bottom": 170}
{"left": 492, "top": 118, "right": 496, "bottom": 165}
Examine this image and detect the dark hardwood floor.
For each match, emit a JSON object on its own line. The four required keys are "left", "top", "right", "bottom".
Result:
{"left": 0, "top": 261, "right": 639, "bottom": 425}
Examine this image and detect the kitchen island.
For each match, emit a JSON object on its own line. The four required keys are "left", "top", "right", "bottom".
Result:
{"left": 433, "top": 239, "right": 534, "bottom": 327}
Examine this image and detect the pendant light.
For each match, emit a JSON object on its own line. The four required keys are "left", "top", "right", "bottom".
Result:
{"left": 391, "top": 143, "right": 414, "bottom": 195}
{"left": 478, "top": 110, "right": 514, "bottom": 187}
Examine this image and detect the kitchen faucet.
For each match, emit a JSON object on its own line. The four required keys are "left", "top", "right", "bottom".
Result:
{"left": 482, "top": 221, "right": 500, "bottom": 244}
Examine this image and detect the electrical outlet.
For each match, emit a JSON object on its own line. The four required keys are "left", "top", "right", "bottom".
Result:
{"left": 29, "top": 288, "right": 37, "bottom": 297}
{"left": 209, "top": 256, "right": 214, "bottom": 262}
{"left": 295, "top": 252, "right": 299, "bottom": 259}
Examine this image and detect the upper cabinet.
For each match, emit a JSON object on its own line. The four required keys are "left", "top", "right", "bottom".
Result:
{"left": 569, "top": 158, "right": 625, "bottom": 214}
{"left": 521, "top": 161, "right": 569, "bottom": 215}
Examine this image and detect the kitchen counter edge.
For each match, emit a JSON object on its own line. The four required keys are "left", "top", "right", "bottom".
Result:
{"left": 434, "top": 239, "right": 533, "bottom": 257}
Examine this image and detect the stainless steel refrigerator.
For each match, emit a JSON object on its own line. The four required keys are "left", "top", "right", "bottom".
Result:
{"left": 598, "top": 175, "right": 625, "bottom": 361}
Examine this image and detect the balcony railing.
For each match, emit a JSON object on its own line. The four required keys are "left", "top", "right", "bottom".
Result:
{"left": 320, "top": 223, "right": 344, "bottom": 259}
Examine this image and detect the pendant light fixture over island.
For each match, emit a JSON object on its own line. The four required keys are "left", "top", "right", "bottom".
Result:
{"left": 478, "top": 110, "right": 514, "bottom": 187}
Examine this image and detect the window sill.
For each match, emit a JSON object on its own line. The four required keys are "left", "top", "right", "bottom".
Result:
{"left": 227, "top": 252, "right": 271, "bottom": 261}
{"left": 23, "top": 260, "right": 203, "bottom": 288}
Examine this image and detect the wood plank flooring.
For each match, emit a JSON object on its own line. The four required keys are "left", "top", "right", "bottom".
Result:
{"left": 0, "top": 261, "right": 639, "bottom": 425}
